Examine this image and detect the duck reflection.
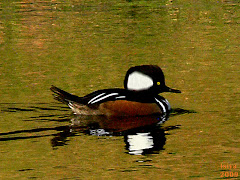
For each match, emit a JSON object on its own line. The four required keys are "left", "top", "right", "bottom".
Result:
{"left": 51, "top": 113, "right": 171, "bottom": 155}
{"left": 127, "top": 132, "right": 154, "bottom": 155}
{"left": 124, "top": 126, "right": 166, "bottom": 155}
{"left": 0, "top": 104, "right": 190, "bottom": 155}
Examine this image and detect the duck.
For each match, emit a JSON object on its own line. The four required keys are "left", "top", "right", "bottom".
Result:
{"left": 50, "top": 65, "right": 181, "bottom": 117}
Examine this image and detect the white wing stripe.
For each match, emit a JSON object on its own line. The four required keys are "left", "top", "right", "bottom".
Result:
{"left": 89, "top": 93, "right": 119, "bottom": 104}
{"left": 115, "top": 96, "right": 126, "bottom": 99}
{"left": 88, "top": 93, "right": 106, "bottom": 104}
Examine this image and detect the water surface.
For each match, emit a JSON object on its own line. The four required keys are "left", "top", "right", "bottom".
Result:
{"left": 0, "top": 0, "right": 239, "bottom": 179}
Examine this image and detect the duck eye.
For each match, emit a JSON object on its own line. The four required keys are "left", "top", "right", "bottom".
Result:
{"left": 157, "top": 82, "right": 161, "bottom": 85}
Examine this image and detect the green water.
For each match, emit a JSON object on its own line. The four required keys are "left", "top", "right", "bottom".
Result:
{"left": 0, "top": 0, "right": 239, "bottom": 179}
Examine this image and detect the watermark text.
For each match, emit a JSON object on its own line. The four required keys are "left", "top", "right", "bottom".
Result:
{"left": 220, "top": 162, "right": 238, "bottom": 178}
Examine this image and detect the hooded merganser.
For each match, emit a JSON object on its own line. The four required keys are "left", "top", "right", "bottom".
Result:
{"left": 50, "top": 65, "right": 181, "bottom": 117}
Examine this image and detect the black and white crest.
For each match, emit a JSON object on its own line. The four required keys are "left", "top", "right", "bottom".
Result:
{"left": 126, "top": 71, "right": 154, "bottom": 91}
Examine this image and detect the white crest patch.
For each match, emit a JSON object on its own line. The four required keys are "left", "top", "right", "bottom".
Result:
{"left": 127, "top": 71, "right": 153, "bottom": 91}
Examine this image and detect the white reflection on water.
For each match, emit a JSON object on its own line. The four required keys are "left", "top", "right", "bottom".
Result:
{"left": 127, "top": 132, "right": 154, "bottom": 155}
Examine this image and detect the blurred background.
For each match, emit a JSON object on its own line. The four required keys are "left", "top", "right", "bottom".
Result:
{"left": 0, "top": 0, "right": 239, "bottom": 179}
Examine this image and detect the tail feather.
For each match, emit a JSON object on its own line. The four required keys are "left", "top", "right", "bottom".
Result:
{"left": 50, "top": 85, "right": 83, "bottom": 105}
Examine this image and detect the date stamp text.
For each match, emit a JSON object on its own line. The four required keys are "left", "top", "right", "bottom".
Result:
{"left": 220, "top": 162, "right": 238, "bottom": 178}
